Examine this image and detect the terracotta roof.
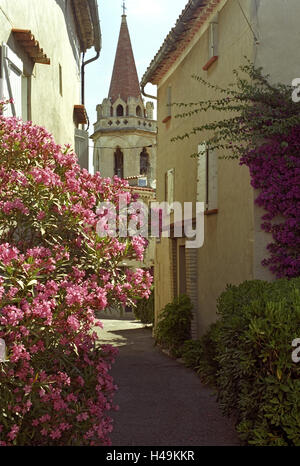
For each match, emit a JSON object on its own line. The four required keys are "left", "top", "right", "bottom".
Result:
{"left": 71, "top": 0, "right": 101, "bottom": 52}
{"left": 141, "top": 0, "right": 222, "bottom": 86}
{"left": 12, "top": 29, "right": 50, "bottom": 64}
{"left": 129, "top": 186, "right": 155, "bottom": 193}
{"left": 108, "top": 15, "right": 142, "bottom": 104}
{"left": 125, "top": 175, "right": 145, "bottom": 180}
{"left": 74, "top": 105, "right": 88, "bottom": 125}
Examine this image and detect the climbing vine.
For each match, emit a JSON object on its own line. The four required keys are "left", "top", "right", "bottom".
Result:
{"left": 172, "top": 62, "right": 300, "bottom": 278}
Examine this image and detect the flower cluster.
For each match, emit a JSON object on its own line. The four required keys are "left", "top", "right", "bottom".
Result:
{"left": 0, "top": 104, "right": 152, "bottom": 445}
{"left": 241, "top": 127, "right": 300, "bottom": 278}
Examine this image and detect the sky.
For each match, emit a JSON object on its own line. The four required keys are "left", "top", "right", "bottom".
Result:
{"left": 84, "top": 0, "right": 187, "bottom": 131}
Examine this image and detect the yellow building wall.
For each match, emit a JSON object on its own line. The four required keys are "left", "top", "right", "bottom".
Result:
{"left": 155, "top": 0, "right": 258, "bottom": 334}
{"left": 0, "top": 0, "right": 81, "bottom": 146}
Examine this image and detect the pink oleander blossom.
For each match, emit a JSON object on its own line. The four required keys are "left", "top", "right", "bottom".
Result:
{"left": 0, "top": 105, "right": 151, "bottom": 446}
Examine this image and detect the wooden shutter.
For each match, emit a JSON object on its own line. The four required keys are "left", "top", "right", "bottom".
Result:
{"left": 1, "top": 44, "right": 23, "bottom": 117}
{"left": 166, "top": 168, "right": 174, "bottom": 205}
{"left": 209, "top": 22, "right": 218, "bottom": 59}
{"left": 166, "top": 86, "right": 172, "bottom": 118}
{"left": 197, "top": 143, "right": 207, "bottom": 204}
{"left": 208, "top": 149, "right": 218, "bottom": 210}
{"left": 197, "top": 143, "right": 218, "bottom": 210}
{"left": 74, "top": 128, "right": 89, "bottom": 170}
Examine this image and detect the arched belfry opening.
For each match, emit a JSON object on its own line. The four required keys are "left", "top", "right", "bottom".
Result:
{"left": 140, "top": 147, "right": 150, "bottom": 176}
{"left": 114, "top": 147, "right": 124, "bottom": 178}
{"left": 116, "top": 104, "right": 124, "bottom": 117}
{"left": 136, "top": 105, "right": 142, "bottom": 117}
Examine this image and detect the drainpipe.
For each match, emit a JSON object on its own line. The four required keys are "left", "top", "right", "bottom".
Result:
{"left": 81, "top": 0, "right": 102, "bottom": 129}
{"left": 141, "top": 83, "right": 158, "bottom": 101}
{"left": 81, "top": 50, "right": 100, "bottom": 107}
{"left": 81, "top": 50, "right": 100, "bottom": 130}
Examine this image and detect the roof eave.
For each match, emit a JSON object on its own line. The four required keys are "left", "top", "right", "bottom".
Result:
{"left": 72, "top": 0, "right": 101, "bottom": 53}
{"left": 88, "top": 0, "right": 102, "bottom": 52}
{"left": 141, "top": 0, "right": 209, "bottom": 87}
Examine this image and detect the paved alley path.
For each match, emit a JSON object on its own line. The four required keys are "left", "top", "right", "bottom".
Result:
{"left": 96, "top": 318, "right": 239, "bottom": 447}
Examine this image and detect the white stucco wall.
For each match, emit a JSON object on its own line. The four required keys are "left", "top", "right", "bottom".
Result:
{"left": 0, "top": 0, "right": 81, "bottom": 146}
{"left": 252, "top": 0, "right": 300, "bottom": 85}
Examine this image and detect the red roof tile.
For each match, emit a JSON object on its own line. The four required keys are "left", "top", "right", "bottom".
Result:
{"left": 108, "top": 15, "right": 142, "bottom": 104}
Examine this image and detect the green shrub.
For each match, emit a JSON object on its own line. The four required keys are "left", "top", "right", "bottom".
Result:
{"left": 181, "top": 340, "right": 204, "bottom": 368}
{"left": 155, "top": 295, "right": 193, "bottom": 358}
{"left": 194, "top": 322, "right": 222, "bottom": 386}
{"left": 134, "top": 288, "right": 154, "bottom": 324}
{"left": 197, "top": 278, "right": 300, "bottom": 446}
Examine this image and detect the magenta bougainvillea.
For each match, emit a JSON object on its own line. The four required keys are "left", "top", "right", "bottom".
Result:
{"left": 0, "top": 101, "right": 152, "bottom": 445}
{"left": 173, "top": 63, "right": 300, "bottom": 278}
{"left": 241, "top": 127, "right": 300, "bottom": 278}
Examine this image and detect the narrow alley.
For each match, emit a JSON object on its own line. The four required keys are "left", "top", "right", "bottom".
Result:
{"left": 96, "top": 317, "right": 240, "bottom": 447}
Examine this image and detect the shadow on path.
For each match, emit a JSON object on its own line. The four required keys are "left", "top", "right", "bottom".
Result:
{"left": 96, "top": 319, "right": 240, "bottom": 447}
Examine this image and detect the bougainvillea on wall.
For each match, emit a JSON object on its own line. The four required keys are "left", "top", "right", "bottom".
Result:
{"left": 172, "top": 63, "right": 300, "bottom": 278}
{"left": 241, "top": 127, "right": 300, "bottom": 278}
{"left": 0, "top": 101, "right": 152, "bottom": 445}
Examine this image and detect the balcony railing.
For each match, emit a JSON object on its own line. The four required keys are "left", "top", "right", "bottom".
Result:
{"left": 94, "top": 116, "right": 157, "bottom": 133}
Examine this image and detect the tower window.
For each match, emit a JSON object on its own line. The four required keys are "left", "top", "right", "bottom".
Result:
{"left": 136, "top": 105, "right": 142, "bottom": 117}
{"left": 116, "top": 104, "right": 124, "bottom": 116}
{"left": 114, "top": 147, "right": 124, "bottom": 178}
{"left": 140, "top": 148, "right": 149, "bottom": 175}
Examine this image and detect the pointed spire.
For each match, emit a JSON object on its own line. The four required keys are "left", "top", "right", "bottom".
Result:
{"left": 108, "top": 13, "right": 142, "bottom": 104}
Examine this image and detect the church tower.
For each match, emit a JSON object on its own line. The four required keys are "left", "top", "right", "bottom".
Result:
{"left": 92, "top": 10, "right": 156, "bottom": 190}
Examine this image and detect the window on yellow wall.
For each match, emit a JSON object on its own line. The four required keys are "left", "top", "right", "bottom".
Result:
{"left": 203, "top": 15, "right": 218, "bottom": 71}
{"left": 167, "top": 86, "right": 172, "bottom": 116}
{"left": 163, "top": 86, "right": 172, "bottom": 123}
{"left": 209, "top": 20, "right": 218, "bottom": 59}
{"left": 197, "top": 143, "right": 218, "bottom": 211}
{"left": 165, "top": 168, "right": 175, "bottom": 208}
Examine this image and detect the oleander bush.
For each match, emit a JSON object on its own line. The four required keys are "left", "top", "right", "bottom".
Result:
{"left": 134, "top": 286, "right": 154, "bottom": 324}
{"left": 196, "top": 279, "right": 300, "bottom": 446}
{"left": 155, "top": 295, "right": 193, "bottom": 358}
{"left": 0, "top": 101, "right": 152, "bottom": 445}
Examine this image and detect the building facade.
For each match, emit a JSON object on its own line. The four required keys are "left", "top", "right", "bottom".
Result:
{"left": 141, "top": 0, "right": 300, "bottom": 337}
{"left": 0, "top": 0, "right": 101, "bottom": 169}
